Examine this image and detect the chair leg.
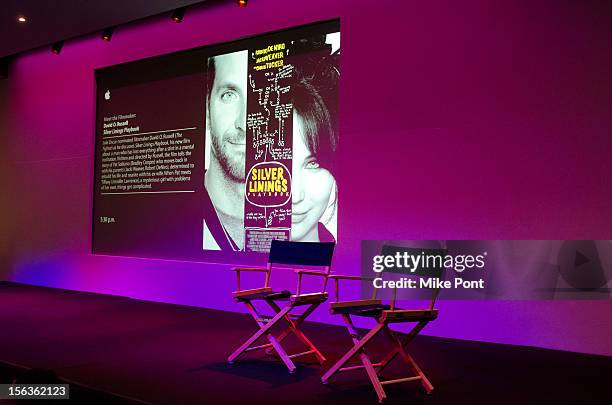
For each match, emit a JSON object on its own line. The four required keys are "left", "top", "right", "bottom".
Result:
{"left": 383, "top": 324, "right": 434, "bottom": 394}
{"left": 321, "top": 315, "right": 387, "bottom": 403}
{"left": 377, "top": 320, "right": 428, "bottom": 376}
{"left": 344, "top": 315, "right": 387, "bottom": 403}
{"left": 268, "top": 301, "right": 318, "bottom": 342}
{"left": 403, "top": 350, "right": 434, "bottom": 393}
{"left": 265, "top": 301, "right": 326, "bottom": 364}
{"left": 228, "top": 302, "right": 296, "bottom": 373}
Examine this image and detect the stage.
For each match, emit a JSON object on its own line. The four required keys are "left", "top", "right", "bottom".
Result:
{"left": 0, "top": 281, "right": 609, "bottom": 404}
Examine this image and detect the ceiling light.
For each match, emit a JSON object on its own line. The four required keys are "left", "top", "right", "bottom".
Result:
{"left": 102, "top": 27, "right": 114, "bottom": 42}
{"left": 51, "top": 41, "right": 64, "bottom": 55}
{"left": 171, "top": 7, "right": 186, "bottom": 23}
{"left": 17, "top": 15, "right": 26, "bottom": 23}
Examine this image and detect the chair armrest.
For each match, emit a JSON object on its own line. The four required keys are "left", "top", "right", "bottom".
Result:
{"left": 295, "top": 269, "right": 328, "bottom": 276}
{"left": 232, "top": 266, "right": 271, "bottom": 292}
{"left": 328, "top": 274, "right": 374, "bottom": 302}
{"left": 328, "top": 274, "right": 374, "bottom": 281}
{"left": 294, "top": 269, "right": 330, "bottom": 296}
{"left": 231, "top": 267, "right": 268, "bottom": 272}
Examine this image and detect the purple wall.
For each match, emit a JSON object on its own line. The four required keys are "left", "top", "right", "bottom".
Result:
{"left": 0, "top": 78, "right": 10, "bottom": 273}
{"left": 2, "top": 0, "right": 611, "bottom": 355}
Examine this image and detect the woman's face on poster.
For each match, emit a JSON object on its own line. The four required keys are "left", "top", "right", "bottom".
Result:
{"left": 291, "top": 112, "right": 335, "bottom": 241}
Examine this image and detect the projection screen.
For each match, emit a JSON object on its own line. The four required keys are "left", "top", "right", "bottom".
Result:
{"left": 93, "top": 20, "right": 340, "bottom": 261}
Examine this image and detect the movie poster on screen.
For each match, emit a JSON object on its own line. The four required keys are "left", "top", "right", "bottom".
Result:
{"left": 197, "top": 28, "right": 340, "bottom": 254}
{"left": 243, "top": 42, "right": 294, "bottom": 253}
{"left": 201, "top": 30, "right": 340, "bottom": 253}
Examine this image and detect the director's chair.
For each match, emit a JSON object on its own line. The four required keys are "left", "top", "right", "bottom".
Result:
{"left": 228, "top": 240, "right": 335, "bottom": 373}
{"left": 321, "top": 245, "right": 446, "bottom": 403}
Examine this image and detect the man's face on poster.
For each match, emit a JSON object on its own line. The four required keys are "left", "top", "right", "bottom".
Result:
{"left": 208, "top": 51, "right": 248, "bottom": 182}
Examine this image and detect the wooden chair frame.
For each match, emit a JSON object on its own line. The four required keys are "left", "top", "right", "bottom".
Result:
{"left": 228, "top": 242, "right": 334, "bottom": 373}
{"left": 321, "top": 253, "right": 443, "bottom": 403}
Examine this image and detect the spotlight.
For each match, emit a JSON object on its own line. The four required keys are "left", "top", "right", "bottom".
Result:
{"left": 171, "top": 7, "right": 186, "bottom": 23}
{"left": 237, "top": 0, "right": 247, "bottom": 7}
{"left": 51, "top": 41, "right": 64, "bottom": 55}
{"left": 101, "top": 27, "right": 114, "bottom": 42}
{"left": 17, "top": 15, "right": 27, "bottom": 23}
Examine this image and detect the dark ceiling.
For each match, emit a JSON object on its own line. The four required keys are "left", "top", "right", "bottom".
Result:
{"left": 0, "top": 0, "right": 209, "bottom": 58}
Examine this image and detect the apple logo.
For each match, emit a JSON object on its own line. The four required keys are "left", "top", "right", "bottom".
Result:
{"left": 104, "top": 90, "right": 111, "bottom": 101}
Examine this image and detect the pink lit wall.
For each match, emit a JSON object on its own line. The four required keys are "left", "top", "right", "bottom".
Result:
{"left": 1, "top": 0, "right": 611, "bottom": 355}
{"left": 0, "top": 78, "right": 10, "bottom": 273}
